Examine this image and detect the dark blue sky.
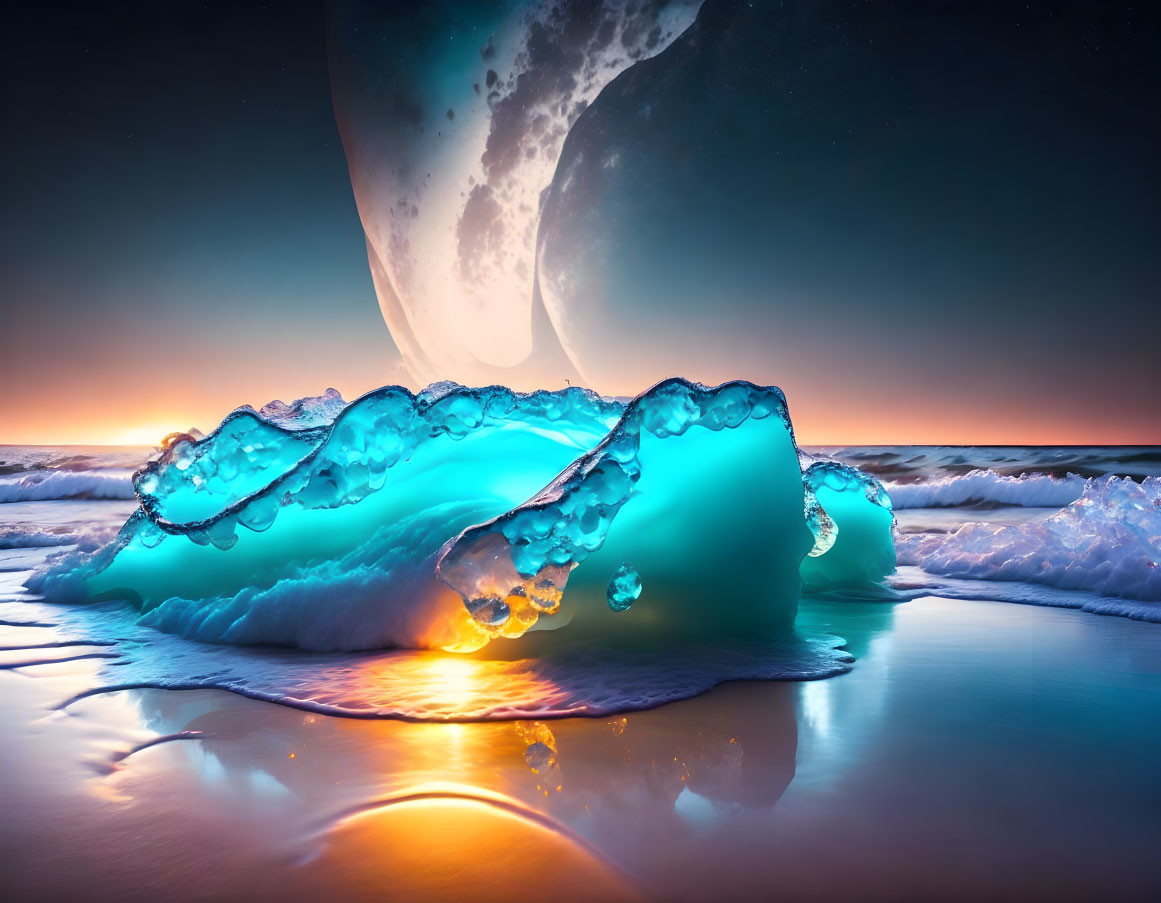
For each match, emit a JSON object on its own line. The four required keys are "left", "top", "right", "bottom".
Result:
{"left": 533, "top": 0, "right": 1160, "bottom": 440}
{"left": 1, "top": 1, "right": 402, "bottom": 442}
{"left": 2, "top": 1, "right": 1158, "bottom": 443}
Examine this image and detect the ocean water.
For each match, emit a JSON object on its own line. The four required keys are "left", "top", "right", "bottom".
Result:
{"left": 1, "top": 441, "right": 1160, "bottom": 898}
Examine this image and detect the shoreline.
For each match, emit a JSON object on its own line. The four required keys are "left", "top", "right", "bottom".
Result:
{"left": 2, "top": 595, "right": 1159, "bottom": 901}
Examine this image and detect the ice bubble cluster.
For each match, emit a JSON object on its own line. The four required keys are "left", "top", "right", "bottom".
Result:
{"left": 607, "top": 564, "right": 642, "bottom": 612}
{"left": 255, "top": 387, "right": 348, "bottom": 428}
{"left": 30, "top": 379, "right": 895, "bottom": 653}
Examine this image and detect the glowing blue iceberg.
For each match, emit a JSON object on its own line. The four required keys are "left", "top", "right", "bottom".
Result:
{"left": 436, "top": 380, "right": 811, "bottom": 648}
{"left": 32, "top": 379, "right": 895, "bottom": 652}
{"left": 799, "top": 457, "right": 896, "bottom": 593}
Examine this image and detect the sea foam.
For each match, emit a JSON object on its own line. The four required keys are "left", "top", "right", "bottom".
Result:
{"left": 898, "top": 476, "right": 1161, "bottom": 607}
{"left": 0, "top": 527, "right": 78, "bottom": 549}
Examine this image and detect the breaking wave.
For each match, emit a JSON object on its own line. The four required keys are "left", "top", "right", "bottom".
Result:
{"left": 0, "top": 470, "right": 136, "bottom": 503}
{"left": 885, "top": 470, "right": 1087, "bottom": 509}
{"left": 809, "top": 445, "right": 1161, "bottom": 484}
{"left": 898, "top": 476, "right": 1161, "bottom": 610}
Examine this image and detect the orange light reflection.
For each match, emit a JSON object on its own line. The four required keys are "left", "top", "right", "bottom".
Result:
{"left": 358, "top": 652, "right": 562, "bottom": 721}
{"left": 309, "top": 783, "right": 638, "bottom": 902}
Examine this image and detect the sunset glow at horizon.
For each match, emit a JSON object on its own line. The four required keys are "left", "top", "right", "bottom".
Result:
{"left": 5, "top": 369, "right": 1160, "bottom": 448}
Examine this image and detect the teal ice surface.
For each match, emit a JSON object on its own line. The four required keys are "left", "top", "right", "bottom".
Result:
{"left": 436, "top": 379, "right": 818, "bottom": 644}
{"left": 30, "top": 379, "right": 895, "bottom": 651}
{"left": 607, "top": 564, "right": 642, "bottom": 611}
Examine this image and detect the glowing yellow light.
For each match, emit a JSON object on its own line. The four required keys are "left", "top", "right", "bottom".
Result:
{"left": 426, "top": 658, "right": 474, "bottom": 696}
{"left": 440, "top": 565, "right": 573, "bottom": 653}
{"left": 353, "top": 652, "right": 563, "bottom": 719}
{"left": 440, "top": 607, "right": 494, "bottom": 654}
{"left": 514, "top": 721, "right": 558, "bottom": 754}
{"left": 313, "top": 781, "right": 634, "bottom": 898}
{"left": 106, "top": 422, "right": 186, "bottom": 447}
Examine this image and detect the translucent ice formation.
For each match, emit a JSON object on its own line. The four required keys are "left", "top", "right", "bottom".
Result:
{"left": 30, "top": 379, "right": 896, "bottom": 653}
{"left": 435, "top": 380, "right": 813, "bottom": 648}
{"left": 798, "top": 458, "right": 896, "bottom": 593}
{"left": 606, "top": 564, "right": 642, "bottom": 612}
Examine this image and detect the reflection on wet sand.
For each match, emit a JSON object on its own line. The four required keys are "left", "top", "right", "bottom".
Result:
{"left": 312, "top": 785, "right": 638, "bottom": 903}
{"left": 83, "top": 678, "right": 799, "bottom": 900}
{"left": 129, "top": 681, "right": 797, "bottom": 808}
{"left": 6, "top": 597, "right": 1161, "bottom": 901}
{"left": 0, "top": 598, "right": 868, "bottom": 900}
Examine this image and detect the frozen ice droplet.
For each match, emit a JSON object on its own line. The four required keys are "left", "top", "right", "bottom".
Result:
{"left": 606, "top": 564, "right": 642, "bottom": 612}
{"left": 523, "top": 741, "right": 556, "bottom": 773}
{"left": 466, "top": 595, "right": 511, "bottom": 627}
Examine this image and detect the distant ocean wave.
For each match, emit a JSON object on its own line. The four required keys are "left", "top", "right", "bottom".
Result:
{"left": 885, "top": 470, "right": 1088, "bottom": 509}
{"left": 0, "top": 445, "right": 150, "bottom": 476}
{"left": 808, "top": 445, "right": 1161, "bottom": 484}
{"left": 0, "top": 470, "right": 136, "bottom": 503}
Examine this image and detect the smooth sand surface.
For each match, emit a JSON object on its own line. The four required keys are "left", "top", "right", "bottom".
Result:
{"left": 2, "top": 596, "right": 1160, "bottom": 901}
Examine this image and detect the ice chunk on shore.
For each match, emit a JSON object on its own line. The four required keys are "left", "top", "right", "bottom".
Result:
{"left": 436, "top": 380, "right": 812, "bottom": 648}
{"left": 799, "top": 458, "right": 896, "bottom": 592}
{"left": 30, "top": 379, "right": 896, "bottom": 653}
